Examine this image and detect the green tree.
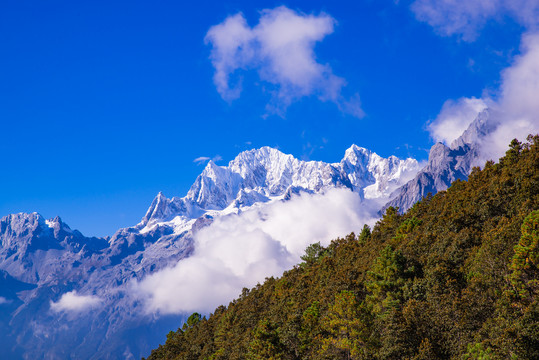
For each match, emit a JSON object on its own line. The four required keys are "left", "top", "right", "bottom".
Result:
{"left": 508, "top": 210, "right": 539, "bottom": 303}
{"left": 462, "top": 343, "right": 493, "bottom": 360}
{"left": 182, "top": 312, "right": 202, "bottom": 331}
{"left": 301, "top": 242, "right": 328, "bottom": 265}
{"left": 358, "top": 225, "right": 371, "bottom": 244}
{"left": 365, "top": 245, "right": 412, "bottom": 318}
{"left": 247, "top": 319, "right": 283, "bottom": 360}
{"left": 320, "top": 291, "right": 370, "bottom": 360}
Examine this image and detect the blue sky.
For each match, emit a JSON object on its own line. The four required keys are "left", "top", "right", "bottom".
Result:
{"left": 0, "top": 0, "right": 532, "bottom": 236}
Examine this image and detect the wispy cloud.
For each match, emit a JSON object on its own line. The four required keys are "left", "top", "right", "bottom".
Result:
{"left": 205, "top": 6, "right": 364, "bottom": 117}
{"left": 133, "top": 188, "right": 379, "bottom": 314}
{"left": 410, "top": 0, "right": 539, "bottom": 41}
{"left": 193, "top": 155, "right": 222, "bottom": 165}
{"left": 50, "top": 291, "right": 102, "bottom": 313}
{"left": 193, "top": 156, "right": 211, "bottom": 164}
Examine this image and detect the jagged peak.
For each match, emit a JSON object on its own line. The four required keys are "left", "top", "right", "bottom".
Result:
{"left": 345, "top": 143, "right": 370, "bottom": 154}
{"left": 141, "top": 192, "right": 170, "bottom": 226}
{"left": 342, "top": 144, "right": 376, "bottom": 165}
{"left": 450, "top": 108, "right": 492, "bottom": 150}
{"left": 229, "top": 146, "right": 292, "bottom": 168}
{"left": 1, "top": 212, "right": 44, "bottom": 227}
{"left": 200, "top": 159, "right": 230, "bottom": 178}
{"left": 1, "top": 212, "right": 75, "bottom": 231}
{"left": 139, "top": 144, "right": 422, "bottom": 226}
{"left": 429, "top": 142, "right": 450, "bottom": 156}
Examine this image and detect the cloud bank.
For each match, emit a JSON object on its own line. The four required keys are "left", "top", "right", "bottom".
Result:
{"left": 411, "top": 0, "right": 539, "bottom": 41}
{"left": 480, "top": 33, "right": 539, "bottom": 159}
{"left": 50, "top": 291, "right": 102, "bottom": 313}
{"left": 427, "top": 33, "right": 539, "bottom": 162}
{"left": 134, "top": 188, "right": 378, "bottom": 314}
{"left": 413, "top": 0, "right": 539, "bottom": 161}
{"left": 205, "top": 6, "right": 364, "bottom": 117}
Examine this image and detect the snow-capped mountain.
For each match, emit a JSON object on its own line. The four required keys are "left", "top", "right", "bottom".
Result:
{"left": 140, "top": 145, "right": 419, "bottom": 232}
{"left": 0, "top": 144, "right": 421, "bottom": 359}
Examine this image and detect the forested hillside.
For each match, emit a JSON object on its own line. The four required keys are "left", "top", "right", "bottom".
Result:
{"left": 146, "top": 136, "right": 539, "bottom": 360}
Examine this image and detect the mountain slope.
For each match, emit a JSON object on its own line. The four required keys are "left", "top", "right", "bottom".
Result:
{"left": 0, "top": 145, "right": 419, "bottom": 359}
{"left": 146, "top": 135, "right": 539, "bottom": 360}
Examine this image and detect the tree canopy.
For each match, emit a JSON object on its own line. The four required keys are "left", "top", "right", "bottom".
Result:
{"left": 145, "top": 135, "right": 539, "bottom": 360}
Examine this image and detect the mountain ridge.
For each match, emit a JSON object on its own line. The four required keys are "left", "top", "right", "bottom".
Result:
{"left": 145, "top": 134, "right": 539, "bottom": 360}
{"left": 0, "top": 143, "right": 421, "bottom": 360}
{"left": 140, "top": 144, "right": 420, "bottom": 233}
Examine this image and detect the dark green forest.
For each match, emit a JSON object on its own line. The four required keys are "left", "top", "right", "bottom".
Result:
{"left": 146, "top": 136, "right": 539, "bottom": 360}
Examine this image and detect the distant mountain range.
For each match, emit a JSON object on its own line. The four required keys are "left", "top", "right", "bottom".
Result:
{"left": 0, "top": 111, "right": 492, "bottom": 359}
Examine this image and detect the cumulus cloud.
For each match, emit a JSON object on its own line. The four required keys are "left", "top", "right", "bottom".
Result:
{"left": 0, "top": 296, "right": 10, "bottom": 305}
{"left": 411, "top": 0, "right": 539, "bottom": 41}
{"left": 134, "top": 188, "right": 379, "bottom": 314}
{"left": 50, "top": 291, "right": 102, "bottom": 313}
{"left": 427, "top": 33, "right": 539, "bottom": 161}
{"left": 479, "top": 33, "right": 539, "bottom": 159}
{"left": 427, "top": 97, "right": 488, "bottom": 145}
{"left": 413, "top": 0, "right": 539, "bottom": 160}
{"left": 205, "top": 6, "right": 363, "bottom": 117}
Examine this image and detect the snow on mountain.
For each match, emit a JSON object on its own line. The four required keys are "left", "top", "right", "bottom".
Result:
{"left": 0, "top": 145, "right": 420, "bottom": 359}
{"left": 341, "top": 145, "right": 421, "bottom": 199}
{"left": 140, "top": 145, "right": 420, "bottom": 233}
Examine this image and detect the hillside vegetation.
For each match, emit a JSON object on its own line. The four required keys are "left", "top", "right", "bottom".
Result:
{"left": 146, "top": 136, "right": 539, "bottom": 360}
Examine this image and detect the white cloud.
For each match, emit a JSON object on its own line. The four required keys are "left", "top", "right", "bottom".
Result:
{"left": 194, "top": 155, "right": 222, "bottom": 165}
{"left": 413, "top": 0, "right": 539, "bottom": 160}
{"left": 427, "top": 33, "right": 539, "bottom": 161}
{"left": 134, "top": 188, "right": 379, "bottom": 315}
{"left": 193, "top": 156, "right": 211, "bottom": 164}
{"left": 50, "top": 291, "right": 102, "bottom": 313}
{"left": 205, "top": 6, "right": 363, "bottom": 117}
{"left": 427, "top": 97, "right": 488, "bottom": 145}
{"left": 411, "top": 0, "right": 539, "bottom": 41}
{"left": 479, "top": 33, "right": 539, "bottom": 160}
{"left": 0, "top": 296, "right": 10, "bottom": 305}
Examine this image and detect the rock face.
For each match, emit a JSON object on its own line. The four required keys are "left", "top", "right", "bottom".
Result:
{"left": 0, "top": 145, "right": 420, "bottom": 360}
{"left": 385, "top": 109, "right": 493, "bottom": 212}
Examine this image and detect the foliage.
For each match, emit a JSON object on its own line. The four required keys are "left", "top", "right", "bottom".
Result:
{"left": 319, "top": 291, "right": 370, "bottom": 359}
{"left": 300, "top": 242, "right": 329, "bottom": 266}
{"left": 146, "top": 135, "right": 539, "bottom": 360}
{"left": 507, "top": 210, "right": 539, "bottom": 302}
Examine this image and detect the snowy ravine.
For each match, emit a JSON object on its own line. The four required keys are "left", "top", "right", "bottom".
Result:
{"left": 0, "top": 144, "right": 423, "bottom": 359}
